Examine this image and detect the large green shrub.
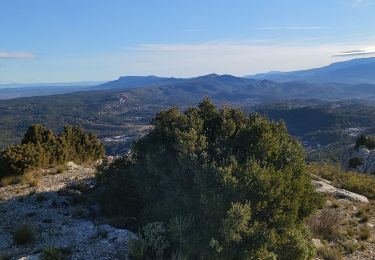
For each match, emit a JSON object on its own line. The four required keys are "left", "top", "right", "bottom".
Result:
{"left": 98, "top": 98, "right": 321, "bottom": 259}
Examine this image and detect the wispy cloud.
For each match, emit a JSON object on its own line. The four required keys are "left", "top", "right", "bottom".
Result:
{"left": 335, "top": 46, "right": 375, "bottom": 56}
{"left": 118, "top": 41, "right": 373, "bottom": 76}
{"left": 344, "top": 0, "right": 375, "bottom": 7}
{"left": 256, "top": 26, "right": 329, "bottom": 31}
{"left": 0, "top": 51, "right": 35, "bottom": 59}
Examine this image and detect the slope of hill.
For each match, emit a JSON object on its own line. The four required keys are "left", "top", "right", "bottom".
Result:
{"left": 92, "top": 73, "right": 375, "bottom": 103}
{"left": 2, "top": 74, "right": 375, "bottom": 154}
{"left": 247, "top": 57, "right": 375, "bottom": 84}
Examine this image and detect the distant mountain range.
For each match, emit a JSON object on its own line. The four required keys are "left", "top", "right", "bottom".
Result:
{"left": 246, "top": 57, "right": 375, "bottom": 84}
{"left": 1, "top": 57, "right": 374, "bottom": 100}
{"left": 2, "top": 71, "right": 375, "bottom": 102}
{"left": 89, "top": 73, "right": 375, "bottom": 105}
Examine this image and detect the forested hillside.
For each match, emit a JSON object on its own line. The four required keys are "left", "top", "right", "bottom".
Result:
{"left": 2, "top": 74, "right": 375, "bottom": 156}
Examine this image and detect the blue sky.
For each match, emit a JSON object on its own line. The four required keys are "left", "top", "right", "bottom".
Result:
{"left": 1, "top": 0, "right": 375, "bottom": 83}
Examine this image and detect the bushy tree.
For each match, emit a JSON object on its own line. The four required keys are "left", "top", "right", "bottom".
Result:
{"left": 98, "top": 98, "right": 321, "bottom": 259}
{"left": 21, "top": 124, "right": 59, "bottom": 164}
{"left": 59, "top": 125, "right": 105, "bottom": 163}
{"left": 1, "top": 143, "right": 48, "bottom": 175}
{"left": 0, "top": 124, "right": 104, "bottom": 178}
{"left": 22, "top": 124, "right": 56, "bottom": 145}
{"left": 355, "top": 135, "right": 375, "bottom": 149}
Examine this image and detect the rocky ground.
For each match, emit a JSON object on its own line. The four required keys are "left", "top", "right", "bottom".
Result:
{"left": 0, "top": 162, "right": 132, "bottom": 260}
{"left": 311, "top": 175, "right": 375, "bottom": 260}
{"left": 1, "top": 161, "right": 375, "bottom": 259}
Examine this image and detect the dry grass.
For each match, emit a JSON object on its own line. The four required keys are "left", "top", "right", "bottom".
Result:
{"left": 359, "top": 224, "right": 371, "bottom": 240}
{"left": 340, "top": 240, "right": 360, "bottom": 254}
{"left": 53, "top": 164, "right": 68, "bottom": 174}
{"left": 20, "top": 171, "right": 41, "bottom": 187}
{"left": 308, "top": 208, "right": 340, "bottom": 240}
{"left": 317, "top": 244, "right": 342, "bottom": 260}
{"left": 1, "top": 164, "right": 68, "bottom": 188}
{"left": 0, "top": 175, "right": 19, "bottom": 187}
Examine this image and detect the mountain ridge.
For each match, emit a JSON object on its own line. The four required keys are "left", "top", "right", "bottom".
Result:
{"left": 246, "top": 57, "right": 375, "bottom": 84}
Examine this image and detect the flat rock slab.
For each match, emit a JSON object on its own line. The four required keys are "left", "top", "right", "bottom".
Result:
{"left": 312, "top": 180, "right": 369, "bottom": 203}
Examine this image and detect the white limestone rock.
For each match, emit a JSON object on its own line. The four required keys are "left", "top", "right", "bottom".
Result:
{"left": 312, "top": 180, "right": 369, "bottom": 203}
{"left": 341, "top": 145, "right": 375, "bottom": 173}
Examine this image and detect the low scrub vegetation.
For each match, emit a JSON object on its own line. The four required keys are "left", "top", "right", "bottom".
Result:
{"left": 359, "top": 224, "right": 371, "bottom": 240}
{"left": 0, "top": 124, "right": 104, "bottom": 179}
{"left": 13, "top": 224, "right": 35, "bottom": 245}
{"left": 348, "top": 157, "right": 363, "bottom": 169}
{"left": 40, "top": 247, "right": 65, "bottom": 260}
{"left": 97, "top": 99, "right": 322, "bottom": 259}
{"left": 308, "top": 163, "right": 375, "bottom": 199}
{"left": 355, "top": 135, "right": 375, "bottom": 149}
{"left": 307, "top": 208, "right": 340, "bottom": 240}
{"left": 317, "top": 244, "right": 342, "bottom": 260}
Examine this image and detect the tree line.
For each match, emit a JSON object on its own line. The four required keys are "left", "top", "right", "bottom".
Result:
{"left": 0, "top": 124, "right": 104, "bottom": 178}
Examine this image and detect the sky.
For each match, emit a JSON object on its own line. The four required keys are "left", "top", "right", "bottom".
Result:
{"left": 0, "top": 0, "right": 375, "bottom": 83}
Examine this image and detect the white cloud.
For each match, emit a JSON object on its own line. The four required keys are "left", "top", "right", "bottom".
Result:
{"left": 118, "top": 41, "right": 375, "bottom": 77}
{"left": 335, "top": 46, "right": 375, "bottom": 56}
{"left": 0, "top": 51, "right": 35, "bottom": 59}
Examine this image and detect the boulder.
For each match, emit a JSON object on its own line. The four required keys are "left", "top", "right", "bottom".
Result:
{"left": 311, "top": 238, "right": 323, "bottom": 249}
{"left": 312, "top": 180, "right": 369, "bottom": 203}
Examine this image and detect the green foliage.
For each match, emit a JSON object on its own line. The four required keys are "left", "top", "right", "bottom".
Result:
{"left": 1, "top": 143, "right": 48, "bottom": 175}
{"left": 276, "top": 227, "right": 316, "bottom": 260}
{"left": 355, "top": 135, "right": 367, "bottom": 148}
{"left": 40, "top": 247, "right": 65, "bottom": 260}
{"left": 355, "top": 135, "right": 375, "bottom": 149}
{"left": 13, "top": 224, "right": 35, "bottom": 245}
{"left": 170, "top": 250, "right": 189, "bottom": 260}
{"left": 0, "top": 124, "right": 104, "bottom": 178}
{"left": 59, "top": 125, "right": 105, "bottom": 163}
{"left": 98, "top": 99, "right": 321, "bottom": 259}
{"left": 0, "top": 255, "right": 11, "bottom": 260}
{"left": 143, "top": 222, "right": 169, "bottom": 257}
{"left": 308, "top": 163, "right": 375, "bottom": 199}
{"left": 128, "top": 236, "right": 148, "bottom": 260}
{"left": 348, "top": 157, "right": 363, "bottom": 169}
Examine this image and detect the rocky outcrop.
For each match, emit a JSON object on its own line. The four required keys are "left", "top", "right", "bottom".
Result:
{"left": 311, "top": 175, "right": 369, "bottom": 203}
{"left": 341, "top": 145, "right": 375, "bottom": 173}
{"left": 0, "top": 162, "right": 131, "bottom": 260}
